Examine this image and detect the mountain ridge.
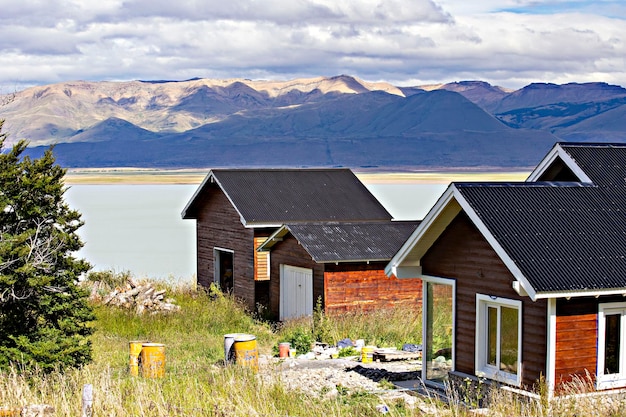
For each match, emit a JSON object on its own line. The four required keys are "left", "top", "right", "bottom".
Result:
{"left": 2, "top": 75, "right": 625, "bottom": 169}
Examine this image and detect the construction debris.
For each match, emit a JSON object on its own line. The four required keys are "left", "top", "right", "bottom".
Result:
{"left": 87, "top": 278, "right": 180, "bottom": 314}
{"left": 373, "top": 349, "right": 422, "bottom": 362}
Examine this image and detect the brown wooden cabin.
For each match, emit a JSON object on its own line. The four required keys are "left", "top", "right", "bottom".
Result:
{"left": 257, "top": 221, "right": 421, "bottom": 320}
{"left": 386, "top": 142, "right": 626, "bottom": 398}
{"left": 181, "top": 168, "right": 393, "bottom": 312}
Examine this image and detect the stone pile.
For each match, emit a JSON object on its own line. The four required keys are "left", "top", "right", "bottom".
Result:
{"left": 89, "top": 279, "right": 180, "bottom": 314}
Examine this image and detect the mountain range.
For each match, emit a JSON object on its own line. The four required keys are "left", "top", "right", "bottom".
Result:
{"left": 1, "top": 75, "right": 626, "bottom": 169}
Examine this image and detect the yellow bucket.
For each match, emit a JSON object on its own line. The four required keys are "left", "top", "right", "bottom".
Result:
{"left": 234, "top": 334, "right": 258, "bottom": 371}
{"left": 361, "top": 346, "right": 375, "bottom": 363}
{"left": 129, "top": 340, "right": 145, "bottom": 376}
{"left": 0, "top": 407, "right": 20, "bottom": 417}
{"left": 140, "top": 343, "right": 166, "bottom": 378}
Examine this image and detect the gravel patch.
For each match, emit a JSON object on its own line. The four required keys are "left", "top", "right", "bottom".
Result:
{"left": 257, "top": 355, "right": 431, "bottom": 411}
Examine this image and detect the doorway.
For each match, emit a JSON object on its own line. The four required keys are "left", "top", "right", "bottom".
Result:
{"left": 214, "top": 248, "right": 234, "bottom": 293}
{"left": 280, "top": 264, "right": 313, "bottom": 320}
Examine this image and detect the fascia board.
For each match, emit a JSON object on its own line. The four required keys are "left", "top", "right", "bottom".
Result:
{"left": 181, "top": 170, "right": 213, "bottom": 219}
{"left": 534, "top": 288, "right": 626, "bottom": 300}
{"left": 257, "top": 225, "right": 290, "bottom": 251}
{"left": 452, "top": 186, "right": 539, "bottom": 301}
{"left": 527, "top": 144, "right": 592, "bottom": 183}
{"left": 385, "top": 185, "right": 458, "bottom": 276}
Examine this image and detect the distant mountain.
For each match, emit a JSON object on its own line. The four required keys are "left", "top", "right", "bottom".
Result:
{"left": 2, "top": 75, "right": 625, "bottom": 169}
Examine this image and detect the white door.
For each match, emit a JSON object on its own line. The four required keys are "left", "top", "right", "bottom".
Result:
{"left": 280, "top": 265, "right": 313, "bottom": 320}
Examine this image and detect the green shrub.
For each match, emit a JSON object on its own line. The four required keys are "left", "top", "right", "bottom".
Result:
{"left": 275, "top": 318, "right": 315, "bottom": 355}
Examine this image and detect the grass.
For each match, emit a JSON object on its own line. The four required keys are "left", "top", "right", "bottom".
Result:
{"left": 0, "top": 275, "right": 428, "bottom": 416}
{"left": 3, "top": 273, "right": 626, "bottom": 416}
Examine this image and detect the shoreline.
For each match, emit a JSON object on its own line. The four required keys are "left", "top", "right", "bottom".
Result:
{"left": 64, "top": 168, "right": 531, "bottom": 185}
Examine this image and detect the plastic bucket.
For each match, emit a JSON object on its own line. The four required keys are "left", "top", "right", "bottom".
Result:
{"left": 224, "top": 333, "right": 245, "bottom": 365}
{"left": 234, "top": 334, "right": 259, "bottom": 371}
{"left": 140, "top": 343, "right": 166, "bottom": 378}
{"left": 278, "top": 342, "right": 290, "bottom": 358}
{"left": 129, "top": 340, "right": 145, "bottom": 376}
{"left": 361, "top": 346, "right": 375, "bottom": 363}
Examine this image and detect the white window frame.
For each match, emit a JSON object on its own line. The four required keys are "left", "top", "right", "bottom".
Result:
{"left": 597, "top": 302, "right": 626, "bottom": 390}
{"left": 475, "top": 294, "right": 522, "bottom": 386}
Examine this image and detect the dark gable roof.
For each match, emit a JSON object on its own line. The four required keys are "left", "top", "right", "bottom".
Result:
{"left": 182, "top": 168, "right": 392, "bottom": 224}
{"left": 390, "top": 142, "right": 626, "bottom": 298}
{"left": 456, "top": 182, "right": 626, "bottom": 293}
{"left": 535, "top": 142, "right": 626, "bottom": 186}
{"left": 271, "top": 221, "right": 420, "bottom": 263}
{"left": 559, "top": 143, "right": 626, "bottom": 187}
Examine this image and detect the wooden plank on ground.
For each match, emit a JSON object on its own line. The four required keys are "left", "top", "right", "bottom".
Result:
{"left": 373, "top": 349, "right": 421, "bottom": 362}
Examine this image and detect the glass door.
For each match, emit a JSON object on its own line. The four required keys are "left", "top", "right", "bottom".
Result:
{"left": 423, "top": 279, "right": 455, "bottom": 384}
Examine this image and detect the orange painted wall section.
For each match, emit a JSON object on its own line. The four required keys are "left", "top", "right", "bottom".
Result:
{"left": 323, "top": 267, "right": 422, "bottom": 314}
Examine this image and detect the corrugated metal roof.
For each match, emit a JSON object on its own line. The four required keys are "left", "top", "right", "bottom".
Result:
{"left": 561, "top": 143, "right": 626, "bottom": 187}
{"left": 183, "top": 168, "right": 392, "bottom": 224}
{"left": 285, "top": 221, "right": 420, "bottom": 262}
{"left": 456, "top": 183, "right": 626, "bottom": 293}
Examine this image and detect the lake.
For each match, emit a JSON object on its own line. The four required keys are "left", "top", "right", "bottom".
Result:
{"left": 64, "top": 181, "right": 450, "bottom": 283}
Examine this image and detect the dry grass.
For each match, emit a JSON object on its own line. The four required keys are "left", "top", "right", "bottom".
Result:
{"left": 3, "top": 277, "right": 626, "bottom": 416}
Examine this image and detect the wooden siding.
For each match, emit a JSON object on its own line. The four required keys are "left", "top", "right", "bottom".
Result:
{"left": 267, "top": 234, "right": 324, "bottom": 320}
{"left": 254, "top": 237, "right": 270, "bottom": 281}
{"left": 554, "top": 295, "right": 626, "bottom": 390}
{"left": 194, "top": 185, "right": 256, "bottom": 310}
{"left": 421, "top": 211, "right": 548, "bottom": 389}
{"left": 323, "top": 262, "right": 422, "bottom": 314}
{"left": 555, "top": 298, "right": 597, "bottom": 386}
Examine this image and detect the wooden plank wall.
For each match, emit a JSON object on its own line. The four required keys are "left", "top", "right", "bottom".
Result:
{"left": 421, "top": 212, "right": 548, "bottom": 389}
{"left": 195, "top": 186, "right": 256, "bottom": 310}
{"left": 323, "top": 262, "right": 422, "bottom": 314}
{"left": 555, "top": 298, "right": 598, "bottom": 387}
{"left": 254, "top": 236, "right": 270, "bottom": 281}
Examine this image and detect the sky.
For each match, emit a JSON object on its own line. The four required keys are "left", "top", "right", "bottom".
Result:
{"left": 1, "top": 0, "right": 625, "bottom": 92}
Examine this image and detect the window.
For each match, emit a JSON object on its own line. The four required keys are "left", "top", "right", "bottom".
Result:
{"left": 475, "top": 294, "right": 522, "bottom": 386}
{"left": 597, "top": 303, "right": 626, "bottom": 390}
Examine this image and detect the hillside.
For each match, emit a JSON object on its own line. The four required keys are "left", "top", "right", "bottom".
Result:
{"left": 2, "top": 75, "right": 625, "bottom": 169}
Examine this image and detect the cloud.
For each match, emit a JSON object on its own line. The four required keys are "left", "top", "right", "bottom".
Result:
{"left": 0, "top": 0, "right": 624, "bottom": 90}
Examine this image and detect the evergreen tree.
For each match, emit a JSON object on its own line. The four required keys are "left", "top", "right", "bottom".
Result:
{"left": 0, "top": 120, "right": 94, "bottom": 371}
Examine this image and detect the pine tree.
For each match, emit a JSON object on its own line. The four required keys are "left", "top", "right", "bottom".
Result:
{"left": 0, "top": 120, "right": 94, "bottom": 371}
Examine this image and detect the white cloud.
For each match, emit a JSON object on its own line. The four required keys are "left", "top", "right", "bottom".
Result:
{"left": 0, "top": 0, "right": 624, "bottom": 90}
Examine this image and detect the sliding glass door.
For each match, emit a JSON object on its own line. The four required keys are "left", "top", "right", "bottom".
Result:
{"left": 423, "top": 278, "right": 455, "bottom": 384}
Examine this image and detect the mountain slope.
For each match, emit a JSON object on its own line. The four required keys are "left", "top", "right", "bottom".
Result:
{"left": 3, "top": 75, "right": 625, "bottom": 169}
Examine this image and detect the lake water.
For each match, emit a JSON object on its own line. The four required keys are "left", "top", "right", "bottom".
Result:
{"left": 65, "top": 182, "right": 448, "bottom": 283}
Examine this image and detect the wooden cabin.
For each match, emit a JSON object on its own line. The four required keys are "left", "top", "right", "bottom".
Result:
{"left": 181, "top": 168, "right": 392, "bottom": 312}
{"left": 386, "top": 142, "right": 626, "bottom": 397}
{"left": 258, "top": 221, "right": 421, "bottom": 320}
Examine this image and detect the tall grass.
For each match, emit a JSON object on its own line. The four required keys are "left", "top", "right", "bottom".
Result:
{"left": 312, "top": 302, "right": 423, "bottom": 348}
{"left": 2, "top": 274, "right": 624, "bottom": 416}
{"left": 0, "top": 276, "right": 424, "bottom": 416}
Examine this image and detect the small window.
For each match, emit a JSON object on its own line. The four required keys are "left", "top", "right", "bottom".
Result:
{"left": 597, "top": 303, "right": 626, "bottom": 390}
{"left": 475, "top": 294, "right": 522, "bottom": 386}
